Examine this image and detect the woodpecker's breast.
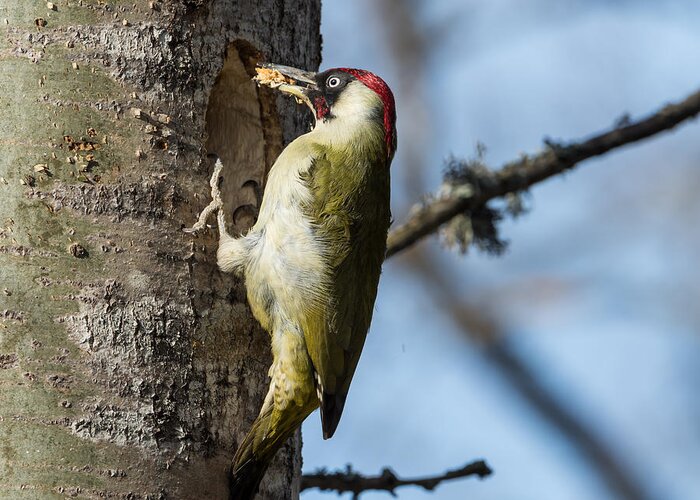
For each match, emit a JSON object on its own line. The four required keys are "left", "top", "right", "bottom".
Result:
{"left": 243, "top": 135, "right": 328, "bottom": 332}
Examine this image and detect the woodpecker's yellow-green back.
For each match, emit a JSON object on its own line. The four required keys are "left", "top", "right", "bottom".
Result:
{"left": 302, "top": 138, "right": 391, "bottom": 437}
{"left": 216, "top": 64, "right": 396, "bottom": 500}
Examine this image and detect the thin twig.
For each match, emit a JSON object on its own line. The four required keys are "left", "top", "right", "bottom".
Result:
{"left": 387, "top": 88, "right": 700, "bottom": 257}
{"left": 301, "top": 460, "right": 492, "bottom": 498}
{"left": 183, "top": 159, "right": 227, "bottom": 235}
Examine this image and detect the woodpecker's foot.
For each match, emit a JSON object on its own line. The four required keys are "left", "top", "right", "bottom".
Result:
{"left": 184, "top": 158, "right": 227, "bottom": 235}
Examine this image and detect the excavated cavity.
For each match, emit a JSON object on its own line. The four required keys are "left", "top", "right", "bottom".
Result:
{"left": 204, "top": 40, "right": 282, "bottom": 232}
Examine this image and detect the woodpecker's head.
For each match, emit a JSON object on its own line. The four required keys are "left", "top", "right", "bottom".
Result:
{"left": 259, "top": 63, "right": 397, "bottom": 159}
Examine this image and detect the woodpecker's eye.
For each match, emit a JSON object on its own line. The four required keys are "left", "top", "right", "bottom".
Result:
{"left": 326, "top": 76, "right": 342, "bottom": 88}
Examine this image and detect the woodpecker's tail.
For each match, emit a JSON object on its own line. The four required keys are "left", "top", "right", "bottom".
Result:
{"left": 320, "top": 391, "right": 347, "bottom": 440}
{"left": 229, "top": 403, "right": 315, "bottom": 500}
{"left": 229, "top": 456, "right": 268, "bottom": 500}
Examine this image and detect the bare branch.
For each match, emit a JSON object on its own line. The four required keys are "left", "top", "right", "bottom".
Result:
{"left": 387, "top": 88, "right": 700, "bottom": 257}
{"left": 301, "top": 460, "right": 492, "bottom": 498}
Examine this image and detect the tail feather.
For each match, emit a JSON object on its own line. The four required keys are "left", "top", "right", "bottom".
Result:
{"left": 229, "top": 404, "right": 314, "bottom": 499}
{"left": 229, "top": 406, "right": 275, "bottom": 500}
{"left": 320, "top": 391, "right": 347, "bottom": 440}
{"left": 229, "top": 457, "right": 268, "bottom": 500}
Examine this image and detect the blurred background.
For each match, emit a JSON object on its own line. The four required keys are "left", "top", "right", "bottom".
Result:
{"left": 301, "top": 1, "right": 700, "bottom": 499}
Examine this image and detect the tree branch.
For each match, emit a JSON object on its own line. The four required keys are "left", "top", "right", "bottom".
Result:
{"left": 301, "top": 460, "right": 492, "bottom": 498}
{"left": 387, "top": 88, "right": 700, "bottom": 257}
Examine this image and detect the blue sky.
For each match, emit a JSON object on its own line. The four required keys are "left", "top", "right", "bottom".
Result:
{"left": 301, "top": 2, "right": 700, "bottom": 499}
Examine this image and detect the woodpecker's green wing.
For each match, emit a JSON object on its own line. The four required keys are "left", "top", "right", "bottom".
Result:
{"left": 301, "top": 145, "right": 391, "bottom": 439}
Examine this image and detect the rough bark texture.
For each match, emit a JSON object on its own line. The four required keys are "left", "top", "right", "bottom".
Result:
{"left": 0, "top": 1, "right": 321, "bottom": 498}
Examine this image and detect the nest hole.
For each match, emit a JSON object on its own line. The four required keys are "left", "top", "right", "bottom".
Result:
{"left": 205, "top": 40, "right": 282, "bottom": 232}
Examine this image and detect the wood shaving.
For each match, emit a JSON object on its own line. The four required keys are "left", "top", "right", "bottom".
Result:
{"left": 253, "top": 67, "right": 294, "bottom": 87}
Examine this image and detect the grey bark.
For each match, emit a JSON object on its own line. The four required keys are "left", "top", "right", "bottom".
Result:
{"left": 0, "top": 1, "right": 320, "bottom": 498}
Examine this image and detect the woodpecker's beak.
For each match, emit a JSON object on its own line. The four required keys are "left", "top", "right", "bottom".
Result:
{"left": 256, "top": 63, "right": 318, "bottom": 110}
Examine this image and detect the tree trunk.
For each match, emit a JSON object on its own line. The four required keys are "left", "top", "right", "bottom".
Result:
{"left": 0, "top": 1, "right": 320, "bottom": 498}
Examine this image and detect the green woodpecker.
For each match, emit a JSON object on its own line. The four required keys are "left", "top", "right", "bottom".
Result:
{"left": 216, "top": 64, "right": 396, "bottom": 499}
